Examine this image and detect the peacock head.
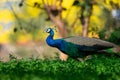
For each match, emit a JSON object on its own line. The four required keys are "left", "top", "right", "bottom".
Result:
{"left": 45, "top": 27, "right": 57, "bottom": 33}
{"left": 45, "top": 28, "right": 53, "bottom": 33}
{"left": 45, "top": 28, "right": 56, "bottom": 41}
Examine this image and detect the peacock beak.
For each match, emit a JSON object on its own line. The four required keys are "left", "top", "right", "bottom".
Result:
{"left": 43, "top": 28, "right": 49, "bottom": 33}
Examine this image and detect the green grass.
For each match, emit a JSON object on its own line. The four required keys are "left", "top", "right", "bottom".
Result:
{"left": 0, "top": 54, "right": 120, "bottom": 80}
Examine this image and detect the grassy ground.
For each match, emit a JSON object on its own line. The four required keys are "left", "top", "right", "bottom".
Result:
{"left": 0, "top": 54, "right": 120, "bottom": 80}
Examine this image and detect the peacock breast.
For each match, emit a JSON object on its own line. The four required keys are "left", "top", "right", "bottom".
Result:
{"left": 59, "top": 40, "right": 83, "bottom": 57}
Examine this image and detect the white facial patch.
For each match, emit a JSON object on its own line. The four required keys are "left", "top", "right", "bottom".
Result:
{"left": 46, "top": 28, "right": 51, "bottom": 33}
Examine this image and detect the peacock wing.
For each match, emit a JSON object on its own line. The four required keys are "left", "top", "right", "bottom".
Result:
{"left": 63, "top": 36, "right": 116, "bottom": 50}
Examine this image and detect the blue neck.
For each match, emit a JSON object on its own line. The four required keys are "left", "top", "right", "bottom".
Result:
{"left": 46, "top": 30, "right": 55, "bottom": 47}
{"left": 46, "top": 30, "right": 64, "bottom": 49}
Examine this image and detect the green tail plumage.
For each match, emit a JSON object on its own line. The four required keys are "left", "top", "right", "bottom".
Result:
{"left": 105, "top": 47, "right": 120, "bottom": 56}
{"left": 105, "top": 48, "right": 115, "bottom": 53}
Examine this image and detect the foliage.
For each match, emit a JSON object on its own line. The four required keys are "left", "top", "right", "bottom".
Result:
{"left": 0, "top": 54, "right": 120, "bottom": 80}
{"left": 10, "top": 15, "right": 47, "bottom": 43}
{"left": 16, "top": 0, "right": 120, "bottom": 38}
{"left": 1, "top": 0, "right": 120, "bottom": 43}
{"left": 108, "top": 28, "right": 120, "bottom": 45}
{"left": 99, "top": 8, "right": 120, "bottom": 43}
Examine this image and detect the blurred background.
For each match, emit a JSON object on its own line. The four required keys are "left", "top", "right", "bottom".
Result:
{"left": 0, "top": 0, "right": 120, "bottom": 61}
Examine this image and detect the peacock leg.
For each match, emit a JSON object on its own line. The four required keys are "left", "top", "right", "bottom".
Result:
{"left": 84, "top": 55, "right": 92, "bottom": 61}
{"left": 77, "top": 58, "right": 84, "bottom": 62}
{"left": 59, "top": 52, "right": 68, "bottom": 61}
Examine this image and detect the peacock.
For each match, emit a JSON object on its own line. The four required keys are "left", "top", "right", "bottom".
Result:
{"left": 45, "top": 28, "right": 120, "bottom": 60}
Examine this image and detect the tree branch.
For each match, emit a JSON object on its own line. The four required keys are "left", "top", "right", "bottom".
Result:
{"left": 7, "top": 0, "right": 23, "bottom": 30}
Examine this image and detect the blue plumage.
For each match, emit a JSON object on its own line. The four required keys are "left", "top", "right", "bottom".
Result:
{"left": 45, "top": 28, "right": 120, "bottom": 59}
{"left": 46, "top": 28, "right": 84, "bottom": 58}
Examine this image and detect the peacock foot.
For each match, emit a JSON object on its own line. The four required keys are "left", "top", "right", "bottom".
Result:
{"left": 59, "top": 52, "right": 68, "bottom": 61}
{"left": 77, "top": 58, "right": 84, "bottom": 62}
{"left": 84, "top": 55, "right": 92, "bottom": 61}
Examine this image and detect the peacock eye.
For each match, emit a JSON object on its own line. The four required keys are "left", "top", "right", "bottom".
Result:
{"left": 46, "top": 28, "right": 51, "bottom": 33}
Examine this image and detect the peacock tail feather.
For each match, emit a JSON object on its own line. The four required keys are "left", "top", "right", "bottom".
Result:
{"left": 105, "top": 47, "right": 120, "bottom": 56}
{"left": 64, "top": 36, "right": 117, "bottom": 48}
